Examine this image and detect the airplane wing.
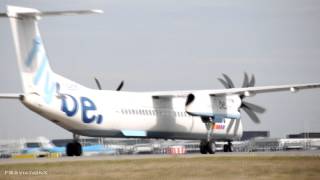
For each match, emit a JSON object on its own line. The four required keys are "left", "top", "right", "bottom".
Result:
{"left": 0, "top": 93, "right": 22, "bottom": 99}
{"left": 150, "top": 83, "right": 320, "bottom": 98}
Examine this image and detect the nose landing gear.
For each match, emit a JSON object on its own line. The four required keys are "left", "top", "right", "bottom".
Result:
{"left": 223, "top": 140, "right": 233, "bottom": 152}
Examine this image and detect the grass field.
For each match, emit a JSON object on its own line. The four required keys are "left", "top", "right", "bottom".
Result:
{"left": 0, "top": 156, "right": 320, "bottom": 180}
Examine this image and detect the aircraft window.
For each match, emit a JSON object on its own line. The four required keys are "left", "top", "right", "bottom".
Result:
{"left": 139, "top": 109, "right": 143, "bottom": 115}
{"left": 132, "top": 110, "right": 136, "bottom": 115}
{"left": 125, "top": 109, "right": 128, "bottom": 114}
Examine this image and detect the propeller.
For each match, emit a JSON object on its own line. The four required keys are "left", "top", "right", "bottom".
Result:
{"left": 94, "top": 77, "right": 102, "bottom": 90}
{"left": 116, "top": 80, "right": 124, "bottom": 91}
{"left": 217, "top": 73, "right": 265, "bottom": 123}
{"left": 94, "top": 77, "right": 124, "bottom": 91}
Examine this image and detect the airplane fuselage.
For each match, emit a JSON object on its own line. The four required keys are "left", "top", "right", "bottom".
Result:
{"left": 21, "top": 88, "right": 243, "bottom": 141}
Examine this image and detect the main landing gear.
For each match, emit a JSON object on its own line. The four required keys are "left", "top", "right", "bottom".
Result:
{"left": 66, "top": 134, "right": 83, "bottom": 156}
{"left": 200, "top": 139, "right": 216, "bottom": 154}
{"left": 199, "top": 117, "right": 216, "bottom": 154}
{"left": 199, "top": 117, "right": 233, "bottom": 154}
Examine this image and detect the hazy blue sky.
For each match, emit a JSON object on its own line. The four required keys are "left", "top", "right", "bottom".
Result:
{"left": 0, "top": 0, "right": 320, "bottom": 139}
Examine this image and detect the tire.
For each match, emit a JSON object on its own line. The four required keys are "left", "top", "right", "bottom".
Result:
{"left": 223, "top": 144, "right": 228, "bottom": 152}
{"left": 207, "top": 140, "right": 216, "bottom": 154}
{"left": 74, "top": 142, "right": 83, "bottom": 156}
{"left": 66, "top": 142, "right": 83, "bottom": 156}
{"left": 227, "top": 142, "right": 233, "bottom": 152}
{"left": 200, "top": 140, "right": 208, "bottom": 154}
{"left": 66, "top": 143, "right": 75, "bottom": 156}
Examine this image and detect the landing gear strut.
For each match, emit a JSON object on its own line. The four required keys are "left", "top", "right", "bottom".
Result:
{"left": 199, "top": 118, "right": 216, "bottom": 154}
{"left": 66, "top": 134, "right": 83, "bottom": 156}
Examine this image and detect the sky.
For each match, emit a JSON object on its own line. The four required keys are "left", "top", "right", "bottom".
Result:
{"left": 0, "top": 0, "right": 320, "bottom": 139}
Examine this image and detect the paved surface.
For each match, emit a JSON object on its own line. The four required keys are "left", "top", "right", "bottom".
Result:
{"left": 1, "top": 150, "right": 319, "bottom": 165}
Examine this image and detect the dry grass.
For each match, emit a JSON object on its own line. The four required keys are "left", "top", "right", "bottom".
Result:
{"left": 0, "top": 156, "right": 320, "bottom": 180}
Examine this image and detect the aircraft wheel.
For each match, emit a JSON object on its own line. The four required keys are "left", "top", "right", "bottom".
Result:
{"left": 223, "top": 141, "right": 233, "bottom": 152}
{"left": 207, "top": 140, "right": 216, "bottom": 154}
{"left": 74, "top": 142, "right": 83, "bottom": 156}
{"left": 227, "top": 141, "right": 233, "bottom": 152}
{"left": 200, "top": 140, "right": 208, "bottom": 154}
{"left": 66, "top": 142, "right": 74, "bottom": 156}
{"left": 66, "top": 142, "right": 83, "bottom": 156}
{"left": 223, "top": 144, "right": 228, "bottom": 152}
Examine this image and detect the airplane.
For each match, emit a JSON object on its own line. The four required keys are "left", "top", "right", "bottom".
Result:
{"left": 1, "top": 5, "right": 320, "bottom": 156}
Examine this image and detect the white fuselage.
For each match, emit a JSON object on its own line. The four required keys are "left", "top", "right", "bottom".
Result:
{"left": 21, "top": 87, "right": 243, "bottom": 141}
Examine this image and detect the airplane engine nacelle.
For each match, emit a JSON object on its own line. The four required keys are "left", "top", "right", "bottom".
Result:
{"left": 185, "top": 93, "right": 242, "bottom": 121}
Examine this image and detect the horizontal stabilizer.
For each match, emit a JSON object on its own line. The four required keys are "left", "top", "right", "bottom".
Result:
{"left": 0, "top": 93, "right": 21, "bottom": 99}
{"left": 0, "top": 5, "right": 103, "bottom": 18}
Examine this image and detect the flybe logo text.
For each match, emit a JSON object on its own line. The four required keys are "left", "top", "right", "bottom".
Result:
{"left": 61, "top": 94, "right": 103, "bottom": 124}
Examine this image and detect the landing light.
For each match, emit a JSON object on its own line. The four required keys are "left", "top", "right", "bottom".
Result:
{"left": 290, "top": 87, "right": 298, "bottom": 93}
{"left": 244, "top": 91, "right": 251, "bottom": 97}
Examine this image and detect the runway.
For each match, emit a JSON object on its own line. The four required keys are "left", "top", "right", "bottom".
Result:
{"left": 1, "top": 150, "right": 319, "bottom": 165}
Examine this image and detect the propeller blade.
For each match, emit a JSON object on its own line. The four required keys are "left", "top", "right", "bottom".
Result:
{"left": 242, "top": 72, "right": 249, "bottom": 88}
{"left": 116, "top": 80, "right": 124, "bottom": 91}
{"left": 248, "top": 74, "right": 255, "bottom": 87}
{"left": 94, "top": 77, "right": 102, "bottom": 90}
{"left": 242, "top": 101, "right": 266, "bottom": 113}
{"left": 222, "top": 74, "right": 235, "bottom": 88}
{"left": 218, "top": 78, "right": 230, "bottom": 89}
{"left": 242, "top": 105, "right": 261, "bottom": 124}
